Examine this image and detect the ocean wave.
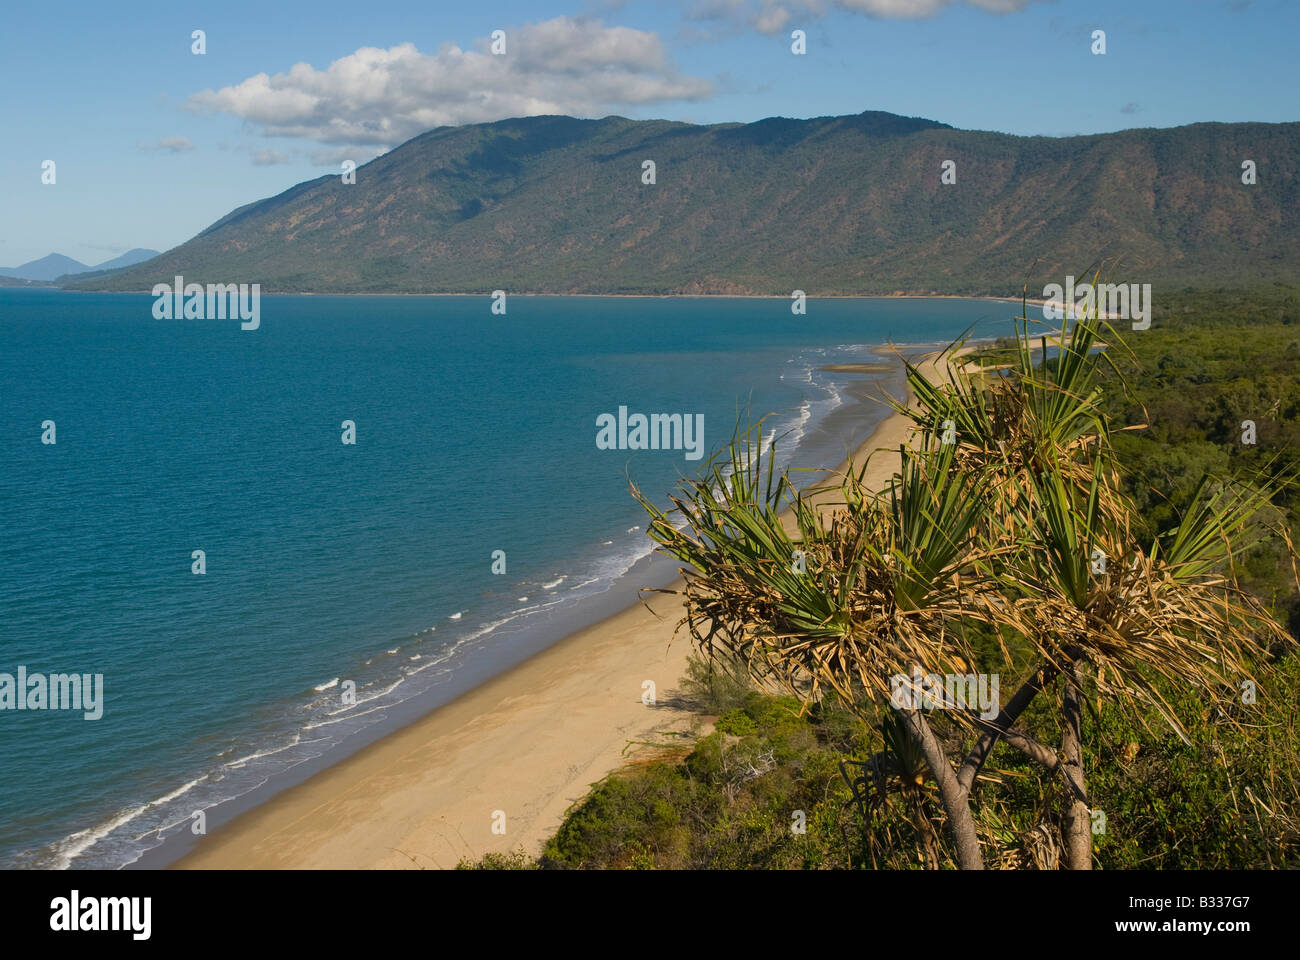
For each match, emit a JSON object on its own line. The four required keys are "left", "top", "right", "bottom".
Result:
{"left": 228, "top": 736, "right": 305, "bottom": 769}
{"left": 41, "top": 774, "right": 210, "bottom": 870}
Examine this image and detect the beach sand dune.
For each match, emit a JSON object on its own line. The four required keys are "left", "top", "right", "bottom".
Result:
{"left": 175, "top": 350, "right": 953, "bottom": 869}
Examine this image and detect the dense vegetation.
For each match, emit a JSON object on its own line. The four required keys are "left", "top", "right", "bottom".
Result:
{"left": 1103, "top": 287, "right": 1300, "bottom": 634}
{"left": 69, "top": 113, "right": 1300, "bottom": 296}
{"left": 461, "top": 285, "right": 1300, "bottom": 870}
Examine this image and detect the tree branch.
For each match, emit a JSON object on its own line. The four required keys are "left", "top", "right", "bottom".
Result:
{"left": 956, "top": 664, "right": 1058, "bottom": 794}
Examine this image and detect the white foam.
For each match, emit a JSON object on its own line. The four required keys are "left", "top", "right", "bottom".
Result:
{"left": 306, "top": 677, "right": 408, "bottom": 727}
{"left": 228, "top": 735, "right": 304, "bottom": 769}
{"left": 304, "top": 700, "right": 395, "bottom": 729}
{"left": 46, "top": 774, "right": 209, "bottom": 869}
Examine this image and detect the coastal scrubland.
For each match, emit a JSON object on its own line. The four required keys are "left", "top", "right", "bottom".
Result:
{"left": 462, "top": 285, "right": 1300, "bottom": 870}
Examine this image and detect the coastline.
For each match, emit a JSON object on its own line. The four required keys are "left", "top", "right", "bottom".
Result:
{"left": 55, "top": 288, "right": 1036, "bottom": 305}
{"left": 167, "top": 345, "right": 956, "bottom": 870}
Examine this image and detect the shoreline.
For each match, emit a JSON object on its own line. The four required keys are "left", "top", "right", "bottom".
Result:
{"left": 166, "top": 344, "right": 955, "bottom": 870}
{"left": 49, "top": 287, "right": 1035, "bottom": 305}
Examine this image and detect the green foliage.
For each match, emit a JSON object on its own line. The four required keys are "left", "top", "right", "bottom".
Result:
{"left": 715, "top": 709, "right": 758, "bottom": 737}
{"left": 679, "top": 653, "right": 754, "bottom": 714}
{"left": 477, "top": 658, "right": 1300, "bottom": 870}
{"left": 978, "top": 655, "right": 1300, "bottom": 869}
{"left": 1095, "top": 286, "right": 1300, "bottom": 630}
{"left": 537, "top": 693, "right": 878, "bottom": 869}
{"left": 508, "top": 650, "right": 1300, "bottom": 870}
{"left": 454, "top": 848, "right": 538, "bottom": 870}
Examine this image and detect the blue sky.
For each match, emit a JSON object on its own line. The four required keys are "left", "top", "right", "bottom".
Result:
{"left": 1, "top": 0, "right": 1295, "bottom": 266}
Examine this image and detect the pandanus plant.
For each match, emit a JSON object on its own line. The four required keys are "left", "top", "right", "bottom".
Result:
{"left": 637, "top": 419, "right": 1019, "bottom": 869}
{"left": 841, "top": 711, "right": 941, "bottom": 869}
{"left": 634, "top": 291, "right": 1296, "bottom": 869}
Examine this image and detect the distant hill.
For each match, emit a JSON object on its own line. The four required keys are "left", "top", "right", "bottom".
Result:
{"left": 0, "top": 274, "right": 53, "bottom": 288}
{"left": 0, "top": 248, "right": 159, "bottom": 283}
{"left": 85, "top": 248, "right": 160, "bottom": 274}
{"left": 0, "top": 254, "right": 91, "bottom": 283}
{"left": 64, "top": 111, "right": 1300, "bottom": 296}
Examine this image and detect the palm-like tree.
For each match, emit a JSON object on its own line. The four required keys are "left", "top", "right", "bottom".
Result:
{"left": 635, "top": 295, "right": 1296, "bottom": 869}
{"left": 637, "top": 427, "right": 1014, "bottom": 868}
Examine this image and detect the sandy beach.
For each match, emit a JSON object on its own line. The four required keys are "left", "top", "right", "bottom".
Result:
{"left": 173, "top": 348, "right": 952, "bottom": 869}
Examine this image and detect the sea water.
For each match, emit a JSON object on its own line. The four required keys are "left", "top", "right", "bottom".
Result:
{"left": 0, "top": 290, "right": 1015, "bottom": 868}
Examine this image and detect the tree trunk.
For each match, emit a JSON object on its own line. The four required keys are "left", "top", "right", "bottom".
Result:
{"left": 1060, "top": 662, "right": 1092, "bottom": 870}
{"left": 897, "top": 707, "right": 984, "bottom": 869}
{"left": 909, "top": 794, "right": 941, "bottom": 870}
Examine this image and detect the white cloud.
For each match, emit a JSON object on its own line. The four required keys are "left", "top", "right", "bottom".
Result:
{"left": 308, "top": 145, "right": 387, "bottom": 167}
{"left": 839, "top": 0, "right": 1045, "bottom": 15}
{"left": 755, "top": 2, "right": 794, "bottom": 33}
{"left": 140, "top": 136, "right": 195, "bottom": 153}
{"left": 698, "top": 0, "right": 1047, "bottom": 34}
{"left": 251, "top": 149, "right": 291, "bottom": 166}
{"left": 687, "top": 0, "right": 749, "bottom": 20}
{"left": 187, "top": 17, "right": 711, "bottom": 149}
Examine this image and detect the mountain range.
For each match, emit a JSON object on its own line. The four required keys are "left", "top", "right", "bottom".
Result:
{"left": 1, "top": 249, "right": 159, "bottom": 283}
{"left": 63, "top": 111, "right": 1299, "bottom": 296}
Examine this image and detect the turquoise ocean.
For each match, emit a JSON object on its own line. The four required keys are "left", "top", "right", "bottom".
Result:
{"left": 0, "top": 290, "right": 1015, "bottom": 868}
